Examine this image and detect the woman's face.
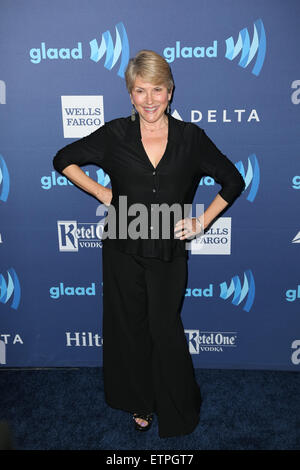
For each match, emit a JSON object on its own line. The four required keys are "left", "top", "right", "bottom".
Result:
{"left": 130, "top": 75, "right": 172, "bottom": 124}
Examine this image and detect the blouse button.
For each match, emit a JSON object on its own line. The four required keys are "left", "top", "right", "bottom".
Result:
{"left": 152, "top": 188, "right": 156, "bottom": 193}
{"left": 153, "top": 171, "right": 156, "bottom": 175}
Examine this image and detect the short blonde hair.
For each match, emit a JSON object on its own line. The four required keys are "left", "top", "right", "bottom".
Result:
{"left": 125, "top": 50, "right": 174, "bottom": 93}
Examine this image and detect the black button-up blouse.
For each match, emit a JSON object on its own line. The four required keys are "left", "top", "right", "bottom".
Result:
{"left": 53, "top": 114, "right": 245, "bottom": 261}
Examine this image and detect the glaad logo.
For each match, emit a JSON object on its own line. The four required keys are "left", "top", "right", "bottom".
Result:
{"left": 291, "top": 176, "right": 300, "bottom": 190}
{"left": 0, "top": 268, "right": 21, "bottom": 310}
{"left": 220, "top": 269, "right": 255, "bottom": 312}
{"left": 29, "top": 22, "right": 129, "bottom": 78}
{"left": 291, "top": 80, "right": 300, "bottom": 104}
{"left": 0, "top": 155, "right": 10, "bottom": 202}
{"left": 50, "top": 282, "right": 96, "bottom": 299}
{"left": 41, "top": 168, "right": 110, "bottom": 190}
{"left": 291, "top": 340, "right": 300, "bottom": 365}
{"left": 235, "top": 154, "right": 260, "bottom": 202}
{"left": 29, "top": 42, "right": 82, "bottom": 63}
{"left": 164, "top": 41, "right": 217, "bottom": 62}
{"left": 185, "top": 330, "right": 237, "bottom": 354}
{"left": 184, "top": 271, "right": 255, "bottom": 312}
{"left": 285, "top": 285, "right": 300, "bottom": 302}
{"left": 0, "top": 80, "right": 6, "bottom": 104}
{"left": 185, "top": 285, "right": 213, "bottom": 298}
{"left": 225, "top": 18, "right": 266, "bottom": 76}
{"left": 163, "top": 19, "right": 266, "bottom": 76}
{"left": 90, "top": 22, "right": 130, "bottom": 78}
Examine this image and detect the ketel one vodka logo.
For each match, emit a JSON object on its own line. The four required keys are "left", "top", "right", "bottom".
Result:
{"left": 57, "top": 221, "right": 104, "bottom": 251}
{"left": 185, "top": 330, "right": 237, "bottom": 354}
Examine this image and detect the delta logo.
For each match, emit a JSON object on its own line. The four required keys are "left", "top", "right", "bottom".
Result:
{"left": 28, "top": 22, "right": 130, "bottom": 78}
{"left": 163, "top": 18, "right": 266, "bottom": 76}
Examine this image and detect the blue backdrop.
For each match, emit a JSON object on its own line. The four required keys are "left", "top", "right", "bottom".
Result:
{"left": 1, "top": 0, "right": 299, "bottom": 370}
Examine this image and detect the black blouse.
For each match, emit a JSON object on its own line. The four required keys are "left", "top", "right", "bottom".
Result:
{"left": 53, "top": 114, "right": 245, "bottom": 261}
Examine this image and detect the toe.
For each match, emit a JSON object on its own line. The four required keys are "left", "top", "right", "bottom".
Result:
{"left": 135, "top": 418, "right": 148, "bottom": 427}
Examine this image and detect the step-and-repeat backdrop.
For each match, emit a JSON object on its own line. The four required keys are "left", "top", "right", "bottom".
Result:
{"left": 1, "top": 0, "right": 299, "bottom": 370}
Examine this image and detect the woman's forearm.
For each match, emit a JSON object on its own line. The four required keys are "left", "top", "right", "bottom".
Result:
{"left": 62, "top": 164, "right": 111, "bottom": 204}
{"left": 198, "top": 193, "right": 229, "bottom": 230}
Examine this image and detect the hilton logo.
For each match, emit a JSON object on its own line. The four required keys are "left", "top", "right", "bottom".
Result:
{"left": 66, "top": 332, "right": 103, "bottom": 347}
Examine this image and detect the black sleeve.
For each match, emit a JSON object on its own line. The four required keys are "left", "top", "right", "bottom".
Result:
{"left": 53, "top": 124, "right": 108, "bottom": 175}
{"left": 198, "top": 129, "right": 245, "bottom": 205}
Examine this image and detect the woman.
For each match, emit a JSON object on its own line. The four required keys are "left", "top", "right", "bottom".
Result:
{"left": 53, "top": 50, "right": 245, "bottom": 438}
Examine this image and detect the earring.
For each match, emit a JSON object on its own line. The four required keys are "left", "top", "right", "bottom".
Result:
{"left": 131, "top": 105, "right": 136, "bottom": 122}
{"left": 167, "top": 102, "right": 170, "bottom": 114}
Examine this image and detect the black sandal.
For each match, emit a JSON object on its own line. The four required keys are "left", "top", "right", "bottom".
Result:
{"left": 133, "top": 413, "right": 153, "bottom": 432}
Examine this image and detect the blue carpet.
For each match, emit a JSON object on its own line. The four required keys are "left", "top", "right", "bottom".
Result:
{"left": 0, "top": 367, "right": 299, "bottom": 450}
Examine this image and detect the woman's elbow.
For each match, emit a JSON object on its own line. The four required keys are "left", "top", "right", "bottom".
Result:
{"left": 53, "top": 149, "right": 69, "bottom": 175}
{"left": 230, "top": 168, "right": 246, "bottom": 196}
{"left": 236, "top": 172, "right": 246, "bottom": 194}
{"left": 219, "top": 174, "right": 245, "bottom": 204}
{"left": 52, "top": 153, "right": 59, "bottom": 171}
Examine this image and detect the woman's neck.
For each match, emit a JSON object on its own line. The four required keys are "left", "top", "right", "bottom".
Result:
{"left": 139, "top": 114, "right": 168, "bottom": 133}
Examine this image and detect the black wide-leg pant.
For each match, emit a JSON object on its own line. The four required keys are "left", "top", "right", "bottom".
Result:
{"left": 101, "top": 244, "right": 201, "bottom": 438}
